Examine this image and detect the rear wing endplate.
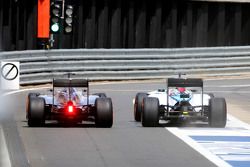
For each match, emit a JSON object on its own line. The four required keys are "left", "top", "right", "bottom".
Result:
{"left": 167, "top": 78, "right": 203, "bottom": 87}
{"left": 53, "top": 79, "right": 89, "bottom": 87}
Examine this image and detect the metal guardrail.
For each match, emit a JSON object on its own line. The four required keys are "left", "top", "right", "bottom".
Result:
{"left": 1, "top": 46, "right": 250, "bottom": 85}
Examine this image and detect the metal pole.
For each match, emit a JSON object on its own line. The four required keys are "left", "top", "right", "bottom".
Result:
{"left": 62, "top": 0, "right": 65, "bottom": 19}
{"left": 167, "top": 79, "right": 169, "bottom": 116}
{"left": 87, "top": 80, "right": 89, "bottom": 106}
{"left": 59, "top": 0, "right": 65, "bottom": 49}
{"left": 53, "top": 78, "right": 55, "bottom": 106}
{"left": 49, "top": 34, "right": 54, "bottom": 48}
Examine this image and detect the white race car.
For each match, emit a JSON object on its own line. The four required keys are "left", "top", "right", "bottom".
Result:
{"left": 134, "top": 78, "right": 227, "bottom": 127}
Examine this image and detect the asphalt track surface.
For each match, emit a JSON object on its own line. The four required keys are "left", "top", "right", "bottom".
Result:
{"left": 1, "top": 78, "right": 250, "bottom": 167}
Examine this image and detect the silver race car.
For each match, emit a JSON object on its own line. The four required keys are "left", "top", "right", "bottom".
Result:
{"left": 26, "top": 79, "right": 113, "bottom": 127}
{"left": 134, "top": 78, "right": 227, "bottom": 127}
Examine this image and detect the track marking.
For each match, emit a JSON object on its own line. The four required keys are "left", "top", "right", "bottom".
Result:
{"left": 206, "top": 84, "right": 250, "bottom": 88}
{"left": 167, "top": 127, "right": 232, "bottom": 167}
{"left": 166, "top": 115, "right": 250, "bottom": 167}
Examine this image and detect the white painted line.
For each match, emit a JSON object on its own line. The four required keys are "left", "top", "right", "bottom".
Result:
{"left": 227, "top": 114, "right": 250, "bottom": 130}
{"left": 0, "top": 126, "right": 11, "bottom": 167}
{"left": 207, "top": 90, "right": 250, "bottom": 93}
{"left": 166, "top": 114, "right": 250, "bottom": 167}
{"left": 221, "top": 155, "right": 250, "bottom": 161}
{"left": 167, "top": 127, "right": 233, "bottom": 167}
{"left": 206, "top": 84, "right": 250, "bottom": 88}
{"left": 3, "top": 87, "right": 50, "bottom": 96}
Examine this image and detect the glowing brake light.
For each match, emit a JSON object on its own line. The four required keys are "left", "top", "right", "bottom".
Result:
{"left": 66, "top": 101, "right": 74, "bottom": 113}
{"left": 68, "top": 105, "right": 73, "bottom": 113}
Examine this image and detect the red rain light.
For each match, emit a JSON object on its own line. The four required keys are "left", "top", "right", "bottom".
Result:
{"left": 68, "top": 105, "right": 73, "bottom": 113}
{"left": 66, "top": 101, "right": 74, "bottom": 113}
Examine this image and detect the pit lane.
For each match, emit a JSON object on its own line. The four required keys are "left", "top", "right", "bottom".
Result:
{"left": 1, "top": 78, "right": 250, "bottom": 167}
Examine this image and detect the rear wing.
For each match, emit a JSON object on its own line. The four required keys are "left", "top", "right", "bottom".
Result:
{"left": 52, "top": 78, "right": 89, "bottom": 106}
{"left": 53, "top": 79, "right": 89, "bottom": 87}
{"left": 167, "top": 78, "right": 203, "bottom": 87}
{"left": 166, "top": 78, "right": 204, "bottom": 111}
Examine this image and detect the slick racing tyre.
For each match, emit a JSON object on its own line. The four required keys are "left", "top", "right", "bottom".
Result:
{"left": 134, "top": 93, "right": 147, "bottom": 122}
{"left": 208, "top": 97, "right": 227, "bottom": 128}
{"left": 95, "top": 98, "right": 113, "bottom": 128}
{"left": 26, "top": 93, "right": 40, "bottom": 119}
{"left": 28, "top": 97, "right": 45, "bottom": 127}
{"left": 142, "top": 97, "right": 159, "bottom": 127}
{"left": 28, "top": 92, "right": 40, "bottom": 98}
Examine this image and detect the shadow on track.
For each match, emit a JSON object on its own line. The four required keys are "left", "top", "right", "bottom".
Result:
{"left": 21, "top": 120, "right": 108, "bottom": 128}
{"left": 132, "top": 120, "right": 210, "bottom": 128}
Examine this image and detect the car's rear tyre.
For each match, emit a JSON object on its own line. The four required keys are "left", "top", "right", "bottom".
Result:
{"left": 134, "top": 93, "right": 147, "bottom": 122}
{"left": 94, "top": 93, "right": 107, "bottom": 98}
{"left": 209, "top": 97, "right": 227, "bottom": 128}
{"left": 28, "top": 97, "right": 45, "bottom": 127}
{"left": 26, "top": 93, "right": 40, "bottom": 119}
{"left": 28, "top": 92, "right": 40, "bottom": 98}
{"left": 95, "top": 98, "right": 113, "bottom": 128}
{"left": 142, "top": 97, "right": 159, "bottom": 127}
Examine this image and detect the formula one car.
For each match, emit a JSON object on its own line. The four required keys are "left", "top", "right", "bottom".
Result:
{"left": 26, "top": 78, "right": 113, "bottom": 127}
{"left": 134, "top": 78, "right": 227, "bottom": 127}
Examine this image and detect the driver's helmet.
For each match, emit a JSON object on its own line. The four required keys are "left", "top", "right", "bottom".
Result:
{"left": 58, "top": 87, "right": 79, "bottom": 104}
{"left": 177, "top": 87, "right": 186, "bottom": 93}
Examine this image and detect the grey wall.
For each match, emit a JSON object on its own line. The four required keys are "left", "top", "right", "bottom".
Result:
{"left": 1, "top": 0, "right": 250, "bottom": 51}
